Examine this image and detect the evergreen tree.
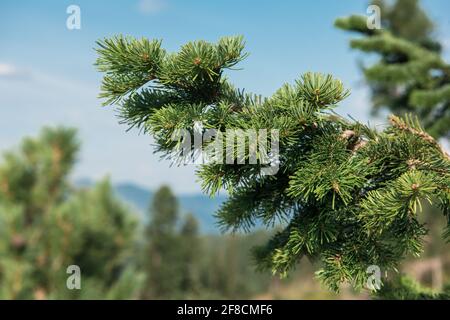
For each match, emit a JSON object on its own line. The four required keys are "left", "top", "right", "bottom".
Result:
{"left": 95, "top": 35, "right": 450, "bottom": 292}
{"left": 370, "top": 0, "right": 436, "bottom": 46}
{"left": 0, "top": 127, "right": 143, "bottom": 299}
{"left": 179, "top": 213, "right": 201, "bottom": 296}
{"left": 142, "top": 185, "right": 181, "bottom": 298}
{"left": 142, "top": 187, "right": 205, "bottom": 299}
{"left": 335, "top": 0, "right": 450, "bottom": 139}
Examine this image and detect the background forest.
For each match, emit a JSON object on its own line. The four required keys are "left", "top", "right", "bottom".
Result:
{"left": 0, "top": 0, "right": 449, "bottom": 299}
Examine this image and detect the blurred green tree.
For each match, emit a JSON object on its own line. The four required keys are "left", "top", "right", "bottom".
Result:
{"left": 371, "top": 0, "right": 436, "bottom": 45}
{"left": 335, "top": 0, "right": 450, "bottom": 139}
{"left": 142, "top": 185, "right": 182, "bottom": 298}
{"left": 178, "top": 213, "right": 201, "bottom": 297}
{"left": 141, "top": 185, "right": 274, "bottom": 299}
{"left": 0, "top": 127, "right": 143, "bottom": 299}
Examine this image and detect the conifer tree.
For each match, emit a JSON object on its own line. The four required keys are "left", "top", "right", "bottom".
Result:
{"left": 179, "top": 213, "right": 201, "bottom": 296}
{"left": 142, "top": 185, "right": 181, "bottom": 298}
{"left": 95, "top": 35, "right": 450, "bottom": 292}
{"left": 142, "top": 186, "right": 202, "bottom": 298}
{"left": 0, "top": 127, "right": 143, "bottom": 299}
{"left": 335, "top": 0, "right": 450, "bottom": 139}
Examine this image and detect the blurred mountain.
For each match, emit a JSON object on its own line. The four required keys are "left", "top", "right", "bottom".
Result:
{"left": 75, "top": 179, "right": 226, "bottom": 233}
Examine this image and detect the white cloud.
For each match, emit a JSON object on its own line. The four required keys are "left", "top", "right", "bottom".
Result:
{"left": 0, "top": 63, "right": 28, "bottom": 79}
{"left": 0, "top": 63, "right": 16, "bottom": 76}
{"left": 0, "top": 63, "right": 18, "bottom": 77}
{"left": 137, "top": 0, "right": 167, "bottom": 15}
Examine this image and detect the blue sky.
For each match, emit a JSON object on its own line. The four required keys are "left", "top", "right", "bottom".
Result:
{"left": 1, "top": 0, "right": 449, "bottom": 193}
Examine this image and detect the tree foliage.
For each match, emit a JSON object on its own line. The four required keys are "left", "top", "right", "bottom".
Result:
{"left": 142, "top": 185, "right": 194, "bottom": 299}
{"left": 0, "top": 127, "right": 143, "bottom": 299}
{"left": 376, "top": 275, "right": 450, "bottom": 300}
{"left": 335, "top": 0, "right": 450, "bottom": 139}
{"left": 96, "top": 35, "right": 450, "bottom": 292}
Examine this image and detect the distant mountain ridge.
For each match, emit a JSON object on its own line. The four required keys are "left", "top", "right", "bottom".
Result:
{"left": 114, "top": 183, "right": 227, "bottom": 234}
{"left": 75, "top": 179, "right": 226, "bottom": 234}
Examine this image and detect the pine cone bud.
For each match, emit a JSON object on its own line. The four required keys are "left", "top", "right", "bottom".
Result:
{"left": 341, "top": 130, "right": 355, "bottom": 139}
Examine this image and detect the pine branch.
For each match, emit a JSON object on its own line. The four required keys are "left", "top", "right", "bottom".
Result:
{"left": 96, "top": 35, "right": 450, "bottom": 293}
